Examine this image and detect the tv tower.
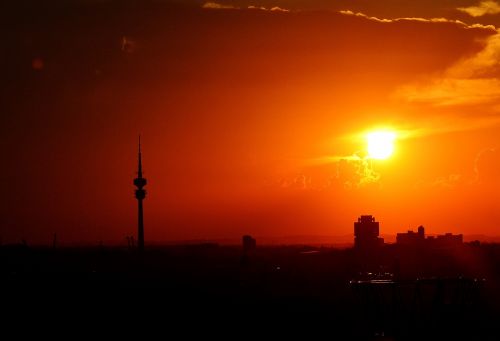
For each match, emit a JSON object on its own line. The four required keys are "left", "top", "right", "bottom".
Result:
{"left": 134, "top": 136, "right": 147, "bottom": 252}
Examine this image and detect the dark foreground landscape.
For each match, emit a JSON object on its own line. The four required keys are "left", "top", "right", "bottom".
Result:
{"left": 2, "top": 243, "right": 500, "bottom": 339}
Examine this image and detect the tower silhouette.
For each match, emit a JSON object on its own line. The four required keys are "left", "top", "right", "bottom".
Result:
{"left": 134, "top": 137, "right": 147, "bottom": 252}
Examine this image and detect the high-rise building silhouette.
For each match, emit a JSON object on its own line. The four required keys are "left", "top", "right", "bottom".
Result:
{"left": 134, "top": 137, "right": 147, "bottom": 252}
{"left": 242, "top": 235, "right": 257, "bottom": 254}
{"left": 354, "top": 215, "right": 384, "bottom": 250}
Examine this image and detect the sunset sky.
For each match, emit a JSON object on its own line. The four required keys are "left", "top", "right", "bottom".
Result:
{"left": 2, "top": 0, "right": 500, "bottom": 244}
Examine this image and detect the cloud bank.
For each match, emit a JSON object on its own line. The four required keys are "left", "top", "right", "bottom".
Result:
{"left": 395, "top": 29, "right": 500, "bottom": 107}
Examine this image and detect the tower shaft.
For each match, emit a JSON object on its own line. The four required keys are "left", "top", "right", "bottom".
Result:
{"left": 137, "top": 198, "right": 144, "bottom": 252}
{"left": 134, "top": 136, "right": 147, "bottom": 252}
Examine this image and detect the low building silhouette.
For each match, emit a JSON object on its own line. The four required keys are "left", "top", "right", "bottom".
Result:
{"left": 396, "top": 225, "right": 425, "bottom": 245}
{"left": 428, "top": 232, "right": 463, "bottom": 248}
{"left": 396, "top": 225, "right": 463, "bottom": 248}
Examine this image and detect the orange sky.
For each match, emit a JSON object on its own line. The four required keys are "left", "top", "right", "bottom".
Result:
{"left": 2, "top": 1, "right": 500, "bottom": 244}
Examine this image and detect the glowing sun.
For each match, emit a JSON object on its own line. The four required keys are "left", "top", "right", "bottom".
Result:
{"left": 366, "top": 131, "right": 396, "bottom": 160}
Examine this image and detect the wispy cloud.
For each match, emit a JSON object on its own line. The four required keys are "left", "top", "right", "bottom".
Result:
{"left": 274, "top": 147, "right": 383, "bottom": 191}
{"left": 457, "top": 1, "right": 500, "bottom": 17}
{"left": 395, "top": 77, "right": 500, "bottom": 106}
{"left": 339, "top": 10, "right": 496, "bottom": 30}
{"left": 202, "top": 2, "right": 236, "bottom": 9}
{"left": 278, "top": 173, "right": 312, "bottom": 190}
{"left": 408, "top": 116, "right": 500, "bottom": 137}
{"left": 248, "top": 5, "right": 289, "bottom": 12}
{"left": 202, "top": 2, "right": 289, "bottom": 12}
{"left": 294, "top": 153, "right": 382, "bottom": 189}
{"left": 473, "top": 147, "right": 500, "bottom": 183}
{"left": 414, "top": 174, "right": 464, "bottom": 190}
{"left": 412, "top": 146, "right": 500, "bottom": 190}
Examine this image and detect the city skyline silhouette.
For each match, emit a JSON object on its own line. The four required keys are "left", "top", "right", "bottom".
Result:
{"left": 2, "top": 1, "right": 500, "bottom": 339}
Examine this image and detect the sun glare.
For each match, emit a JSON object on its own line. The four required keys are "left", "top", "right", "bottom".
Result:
{"left": 366, "top": 131, "right": 396, "bottom": 160}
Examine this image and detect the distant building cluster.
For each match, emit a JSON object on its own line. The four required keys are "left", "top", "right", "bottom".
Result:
{"left": 396, "top": 225, "right": 425, "bottom": 245}
{"left": 397, "top": 226, "right": 463, "bottom": 248}
{"left": 354, "top": 215, "right": 463, "bottom": 251}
